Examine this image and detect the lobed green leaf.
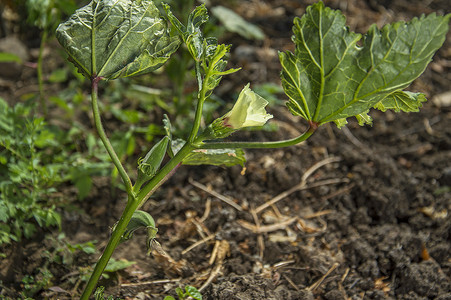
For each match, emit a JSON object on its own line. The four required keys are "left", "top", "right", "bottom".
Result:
{"left": 280, "top": 1, "right": 451, "bottom": 126}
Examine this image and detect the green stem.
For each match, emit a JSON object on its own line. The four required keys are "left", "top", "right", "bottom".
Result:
{"left": 91, "top": 77, "right": 133, "bottom": 195}
{"left": 81, "top": 79, "right": 196, "bottom": 299}
{"left": 198, "top": 125, "right": 317, "bottom": 150}
{"left": 37, "top": 30, "right": 48, "bottom": 117}
{"left": 80, "top": 194, "right": 138, "bottom": 300}
{"left": 188, "top": 61, "right": 206, "bottom": 143}
{"left": 136, "top": 141, "right": 194, "bottom": 204}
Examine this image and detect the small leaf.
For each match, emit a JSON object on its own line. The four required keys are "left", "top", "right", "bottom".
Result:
{"left": 175, "top": 287, "right": 184, "bottom": 299}
{"left": 48, "top": 68, "right": 68, "bottom": 83}
{"left": 163, "top": 114, "right": 174, "bottom": 157}
{"left": 185, "top": 285, "right": 203, "bottom": 300}
{"left": 280, "top": 2, "right": 451, "bottom": 126}
{"left": 164, "top": 4, "right": 239, "bottom": 95}
{"left": 164, "top": 4, "right": 208, "bottom": 61}
{"left": 204, "top": 44, "right": 240, "bottom": 96}
{"left": 355, "top": 111, "right": 373, "bottom": 126}
{"left": 211, "top": 6, "right": 265, "bottom": 40}
{"left": 163, "top": 114, "right": 172, "bottom": 140}
{"left": 56, "top": 0, "right": 180, "bottom": 79}
{"left": 374, "top": 91, "right": 427, "bottom": 112}
{"left": 104, "top": 258, "right": 136, "bottom": 272}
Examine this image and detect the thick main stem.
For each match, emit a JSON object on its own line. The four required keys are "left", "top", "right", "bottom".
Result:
{"left": 80, "top": 194, "right": 138, "bottom": 300}
{"left": 91, "top": 77, "right": 133, "bottom": 195}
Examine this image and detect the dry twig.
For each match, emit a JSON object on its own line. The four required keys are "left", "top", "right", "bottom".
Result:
{"left": 189, "top": 178, "right": 243, "bottom": 211}
{"left": 199, "top": 240, "right": 230, "bottom": 292}
{"left": 255, "top": 157, "right": 342, "bottom": 214}
{"left": 199, "top": 198, "right": 212, "bottom": 222}
{"left": 250, "top": 207, "right": 265, "bottom": 259}
{"left": 120, "top": 278, "right": 181, "bottom": 287}
{"left": 181, "top": 234, "right": 215, "bottom": 255}
{"left": 238, "top": 216, "right": 298, "bottom": 233}
{"left": 307, "top": 262, "right": 340, "bottom": 291}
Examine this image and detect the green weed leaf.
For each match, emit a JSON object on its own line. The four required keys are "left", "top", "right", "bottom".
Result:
{"left": 211, "top": 6, "right": 265, "bottom": 40}
{"left": 104, "top": 258, "right": 136, "bottom": 273}
{"left": 56, "top": 0, "right": 180, "bottom": 79}
{"left": 280, "top": 1, "right": 450, "bottom": 126}
{"left": 185, "top": 285, "right": 202, "bottom": 300}
{"left": 0, "top": 52, "right": 22, "bottom": 63}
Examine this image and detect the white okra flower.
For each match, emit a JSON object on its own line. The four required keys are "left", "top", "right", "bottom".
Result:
{"left": 204, "top": 84, "right": 273, "bottom": 140}
{"left": 223, "top": 83, "right": 273, "bottom": 129}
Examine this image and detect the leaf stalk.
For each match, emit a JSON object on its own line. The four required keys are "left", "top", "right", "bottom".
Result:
{"left": 91, "top": 77, "right": 133, "bottom": 195}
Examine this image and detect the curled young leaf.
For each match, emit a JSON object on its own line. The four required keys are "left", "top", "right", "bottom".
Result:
{"left": 164, "top": 4, "right": 239, "bottom": 90}
{"left": 115, "top": 210, "right": 157, "bottom": 252}
{"left": 280, "top": 1, "right": 450, "bottom": 126}
{"left": 56, "top": 0, "right": 180, "bottom": 79}
{"left": 164, "top": 3, "right": 208, "bottom": 61}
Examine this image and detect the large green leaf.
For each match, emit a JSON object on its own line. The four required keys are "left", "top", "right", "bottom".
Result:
{"left": 56, "top": 0, "right": 180, "bottom": 79}
{"left": 280, "top": 1, "right": 450, "bottom": 126}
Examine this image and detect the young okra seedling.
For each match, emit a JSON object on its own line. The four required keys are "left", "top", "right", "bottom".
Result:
{"left": 55, "top": 0, "right": 450, "bottom": 298}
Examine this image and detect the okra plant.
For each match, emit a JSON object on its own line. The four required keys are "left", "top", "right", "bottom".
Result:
{"left": 55, "top": 0, "right": 450, "bottom": 298}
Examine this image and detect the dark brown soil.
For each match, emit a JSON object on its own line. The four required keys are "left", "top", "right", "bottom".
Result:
{"left": 1, "top": 0, "right": 450, "bottom": 299}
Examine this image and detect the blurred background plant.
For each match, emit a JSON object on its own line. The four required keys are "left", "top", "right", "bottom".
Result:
{"left": 0, "top": 97, "right": 112, "bottom": 245}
